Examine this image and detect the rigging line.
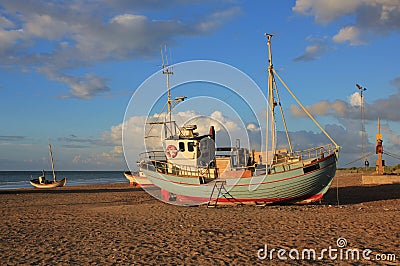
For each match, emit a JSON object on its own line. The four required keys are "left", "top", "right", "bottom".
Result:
{"left": 145, "top": 96, "right": 184, "bottom": 139}
{"left": 384, "top": 150, "right": 400, "bottom": 158}
{"left": 336, "top": 174, "right": 340, "bottom": 206}
{"left": 273, "top": 77, "right": 293, "bottom": 153}
{"left": 383, "top": 152, "right": 400, "bottom": 161}
{"left": 343, "top": 152, "right": 374, "bottom": 166}
{"left": 272, "top": 69, "right": 340, "bottom": 149}
{"left": 385, "top": 153, "right": 400, "bottom": 161}
{"left": 145, "top": 102, "right": 168, "bottom": 137}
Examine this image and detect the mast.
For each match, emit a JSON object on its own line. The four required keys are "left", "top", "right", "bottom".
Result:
{"left": 266, "top": 35, "right": 339, "bottom": 150}
{"left": 266, "top": 34, "right": 276, "bottom": 155}
{"left": 161, "top": 46, "right": 174, "bottom": 138}
{"left": 49, "top": 143, "right": 56, "bottom": 182}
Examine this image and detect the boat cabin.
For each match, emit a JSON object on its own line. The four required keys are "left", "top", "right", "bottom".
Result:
{"left": 165, "top": 125, "right": 215, "bottom": 169}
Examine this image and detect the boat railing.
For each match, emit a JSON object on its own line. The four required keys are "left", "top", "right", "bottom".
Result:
{"left": 139, "top": 150, "right": 167, "bottom": 162}
{"left": 139, "top": 155, "right": 217, "bottom": 180}
{"left": 293, "top": 144, "right": 335, "bottom": 161}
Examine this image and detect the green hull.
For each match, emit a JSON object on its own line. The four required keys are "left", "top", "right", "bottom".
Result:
{"left": 141, "top": 151, "right": 338, "bottom": 204}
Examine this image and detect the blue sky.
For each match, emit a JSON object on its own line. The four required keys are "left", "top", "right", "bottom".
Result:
{"left": 1, "top": 0, "right": 400, "bottom": 170}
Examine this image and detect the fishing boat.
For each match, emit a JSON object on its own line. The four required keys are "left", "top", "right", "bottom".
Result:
{"left": 30, "top": 144, "right": 66, "bottom": 188}
{"left": 138, "top": 35, "right": 340, "bottom": 205}
{"left": 123, "top": 171, "right": 153, "bottom": 187}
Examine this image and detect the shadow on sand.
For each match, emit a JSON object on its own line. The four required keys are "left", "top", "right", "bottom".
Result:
{"left": 0, "top": 186, "right": 160, "bottom": 195}
{"left": 323, "top": 183, "right": 400, "bottom": 205}
{"left": 1, "top": 184, "right": 399, "bottom": 206}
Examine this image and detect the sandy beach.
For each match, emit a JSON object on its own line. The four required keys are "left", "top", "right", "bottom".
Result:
{"left": 0, "top": 172, "right": 398, "bottom": 265}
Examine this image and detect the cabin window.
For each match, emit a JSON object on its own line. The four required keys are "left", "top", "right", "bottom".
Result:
{"left": 179, "top": 142, "right": 185, "bottom": 152}
{"left": 188, "top": 142, "right": 195, "bottom": 152}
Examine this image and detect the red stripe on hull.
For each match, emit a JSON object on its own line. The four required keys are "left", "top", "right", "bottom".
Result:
{"left": 174, "top": 193, "right": 325, "bottom": 205}
{"left": 131, "top": 183, "right": 155, "bottom": 188}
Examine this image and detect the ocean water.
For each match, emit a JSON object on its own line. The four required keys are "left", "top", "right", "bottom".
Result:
{"left": 0, "top": 171, "right": 127, "bottom": 190}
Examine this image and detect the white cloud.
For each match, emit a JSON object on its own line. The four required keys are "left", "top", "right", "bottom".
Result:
{"left": 210, "top": 110, "right": 241, "bottom": 132}
{"left": 289, "top": 89, "right": 400, "bottom": 123}
{"left": 0, "top": 1, "right": 241, "bottom": 99}
{"left": 289, "top": 100, "right": 333, "bottom": 117}
{"left": 0, "top": 135, "right": 26, "bottom": 141}
{"left": 72, "top": 155, "right": 82, "bottom": 164}
{"left": 293, "top": 0, "right": 400, "bottom": 60}
{"left": 39, "top": 67, "right": 111, "bottom": 99}
{"left": 71, "top": 151, "right": 122, "bottom": 166}
{"left": 273, "top": 65, "right": 400, "bottom": 162}
{"left": 293, "top": 0, "right": 363, "bottom": 24}
{"left": 25, "top": 14, "right": 69, "bottom": 40}
{"left": 196, "top": 7, "right": 241, "bottom": 32}
{"left": 0, "top": 28, "right": 23, "bottom": 53}
{"left": 110, "top": 14, "right": 147, "bottom": 26}
{"left": 63, "top": 74, "right": 110, "bottom": 99}
{"left": 247, "top": 123, "right": 260, "bottom": 132}
{"left": 112, "top": 109, "right": 248, "bottom": 167}
{"left": 333, "top": 26, "right": 366, "bottom": 45}
{"left": 294, "top": 36, "right": 334, "bottom": 62}
{"left": 348, "top": 92, "right": 362, "bottom": 107}
{"left": 161, "top": 110, "right": 243, "bottom": 136}
{"left": 390, "top": 76, "right": 400, "bottom": 91}
{"left": 293, "top": 0, "right": 400, "bottom": 31}
{"left": 0, "top": 15, "right": 15, "bottom": 28}
{"left": 65, "top": 106, "right": 397, "bottom": 168}
{"left": 331, "top": 100, "right": 348, "bottom": 116}
{"left": 381, "top": 123, "right": 400, "bottom": 146}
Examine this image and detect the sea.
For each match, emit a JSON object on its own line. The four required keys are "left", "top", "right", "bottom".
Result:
{"left": 0, "top": 171, "right": 127, "bottom": 190}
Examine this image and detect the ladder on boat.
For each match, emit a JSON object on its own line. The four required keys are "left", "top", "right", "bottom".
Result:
{"left": 207, "top": 180, "right": 239, "bottom": 207}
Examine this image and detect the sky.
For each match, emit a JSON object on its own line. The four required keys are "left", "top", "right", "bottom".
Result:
{"left": 1, "top": 0, "right": 400, "bottom": 170}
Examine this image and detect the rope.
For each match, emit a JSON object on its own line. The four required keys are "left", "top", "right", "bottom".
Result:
{"left": 343, "top": 152, "right": 374, "bottom": 166}
{"left": 383, "top": 151, "right": 400, "bottom": 161}
{"left": 273, "top": 78, "right": 293, "bottom": 153}
{"left": 145, "top": 102, "right": 168, "bottom": 137}
{"left": 273, "top": 69, "right": 340, "bottom": 149}
{"left": 342, "top": 151, "right": 399, "bottom": 168}
{"left": 336, "top": 173, "right": 340, "bottom": 206}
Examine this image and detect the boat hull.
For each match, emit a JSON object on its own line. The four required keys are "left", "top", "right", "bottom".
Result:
{"left": 123, "top": 172, "right": 154, "bottom": 187}
{"left": 29, "top": 178, "right": 66, "bottom": 189}
{"left": 141, "top": 151, "right": 337, "bottom": 205}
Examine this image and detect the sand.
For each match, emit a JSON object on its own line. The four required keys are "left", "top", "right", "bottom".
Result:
{"left": 0, "top": 172, "right": 398, "bottom": 265}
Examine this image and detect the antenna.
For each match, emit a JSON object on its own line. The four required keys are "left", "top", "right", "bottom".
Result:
{"left": 160, "top": 46, "right": 165, "bottom": 68}
{"left": 165, "top": 45, "right": 169, "bottom": 66}
{"left": 356, "top": 83, "right": 367, "bottom": 168}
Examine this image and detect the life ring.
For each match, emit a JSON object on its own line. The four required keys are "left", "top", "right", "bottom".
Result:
{"left": 165, "top": 144, "right": 178, "bottom": 158}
